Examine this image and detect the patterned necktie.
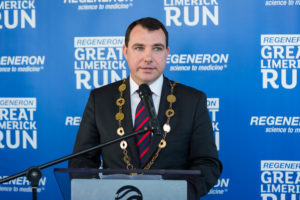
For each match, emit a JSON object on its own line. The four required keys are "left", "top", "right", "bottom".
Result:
{"left": 134, "top": 98, "right": 152, "bottom": 165}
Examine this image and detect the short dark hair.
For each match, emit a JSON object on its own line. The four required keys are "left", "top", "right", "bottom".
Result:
{"left": 125, "top": 17, "right": 169, "bottom": 47}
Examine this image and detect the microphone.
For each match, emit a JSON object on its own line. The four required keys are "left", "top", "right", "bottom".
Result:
{"left": 138, "top": 84, "right": 162, "bottom": 135}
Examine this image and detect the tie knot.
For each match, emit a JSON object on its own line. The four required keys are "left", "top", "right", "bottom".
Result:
{"left": 138, "top": 84, "right": 152, "bottom": 96}
{"left": 137, "top": 90, "right": 154, "bottom": 99}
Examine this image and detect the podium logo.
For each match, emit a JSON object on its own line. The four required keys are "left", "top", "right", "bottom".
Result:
{"left": 207, "top": 98, "right": 220, "bottom": 151}
{"left": 115, "top": 185, "right": 143, "bottom": 200}
{"left": 164, "top": 0, "right": 219, "bottom": 27}
{"left": 0, "top": 98, "right": 37, "bottom": 149}
{"left": 260, "top": 160, "right": 300, "bottom": 200}
{"left": 260, "top": 34, "right": 300, "bottom": 89}
{"left": 74, "top": 37, "right": 127, "bottom": 90}
{"left": 0, "top": 0, "right": 36, "bottom": 29}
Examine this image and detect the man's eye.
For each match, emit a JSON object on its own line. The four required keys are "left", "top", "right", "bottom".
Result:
{"left": 135, "top": 47, "right": 143, "bottom": 50}
{"left": 154, "top": 47, "right": 163, "bottom": 51}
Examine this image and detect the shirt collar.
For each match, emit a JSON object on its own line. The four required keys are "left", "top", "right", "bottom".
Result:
{"left": 130, "top": 74, "right": 164, "bottom": 97}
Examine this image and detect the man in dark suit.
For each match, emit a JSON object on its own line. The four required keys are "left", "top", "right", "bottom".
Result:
{"left": 69, "top": 17, "right": 222, "bottom": 199}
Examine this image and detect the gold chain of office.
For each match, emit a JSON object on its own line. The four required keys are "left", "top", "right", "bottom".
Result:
{"left": 115, "top": 79, "right": 177, "bottom": 170}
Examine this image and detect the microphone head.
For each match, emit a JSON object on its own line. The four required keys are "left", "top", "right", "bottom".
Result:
{"left": 138, "top": 84, "right": 152, "bottom": 97}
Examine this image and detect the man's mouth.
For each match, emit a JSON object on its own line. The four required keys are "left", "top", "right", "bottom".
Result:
{"left": 140, "top": 66, "right": 155, "bottom": 70}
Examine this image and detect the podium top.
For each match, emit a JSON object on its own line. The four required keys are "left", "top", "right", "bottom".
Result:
{"left": 54, "top": 168, "right": 201, "bottom": 176}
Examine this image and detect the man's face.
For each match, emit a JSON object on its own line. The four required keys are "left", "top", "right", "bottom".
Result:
{"left": 123, "top": 25, "right": 169, "bottom": 85}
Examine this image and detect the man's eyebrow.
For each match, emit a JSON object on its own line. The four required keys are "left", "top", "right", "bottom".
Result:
{"left": 132, "top": 43, "right": 145, "bottom": 47}
{"left": 131, "top": 43, "right": 166, "bottom": 48}
{"left": 153, "top": 43, "right": 166, "bottom": 48}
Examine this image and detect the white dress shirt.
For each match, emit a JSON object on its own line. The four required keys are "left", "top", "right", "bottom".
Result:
{"left": 129, "top": 74, "right": 163, "bottom": 126}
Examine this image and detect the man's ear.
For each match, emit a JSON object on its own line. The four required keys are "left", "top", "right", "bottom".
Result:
{"left": 122, "top": 44, "right": 128, "bottom": 60}
{"left": 166, "top": 47, "right": 170, "bottom": 56}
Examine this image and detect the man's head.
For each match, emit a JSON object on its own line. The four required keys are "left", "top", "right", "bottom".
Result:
{"left": 123, "top": 17, "right": 170, "bottom": 85}
{"left": 125, "top": 17, "right": 169, "bottom": 48}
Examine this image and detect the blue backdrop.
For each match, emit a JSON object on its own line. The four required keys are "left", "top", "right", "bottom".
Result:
{"left": 1, "top": 0, "right": 300, "bottom": 199}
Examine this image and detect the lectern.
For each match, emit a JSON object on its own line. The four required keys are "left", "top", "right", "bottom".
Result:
{"left": 54, "top": 168, "right": 201, "bottom": 200}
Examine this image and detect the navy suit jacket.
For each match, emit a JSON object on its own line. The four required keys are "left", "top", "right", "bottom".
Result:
{"left": 68, "top": 77, "right": 222, "bottom": 199}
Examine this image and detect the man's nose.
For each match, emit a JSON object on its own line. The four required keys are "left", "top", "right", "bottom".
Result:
{"left": 144, "top": 49, "right": 152, "bottom": 63}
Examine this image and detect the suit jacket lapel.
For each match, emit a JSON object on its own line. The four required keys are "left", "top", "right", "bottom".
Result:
{"left": 122, "top": 78, "right": 140, "bottom": 168}
{"left": 141, "top": 77, "right": 170, "bottom": 168}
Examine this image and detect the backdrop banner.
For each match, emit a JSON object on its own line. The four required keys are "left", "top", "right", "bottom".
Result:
{"left": 1, "top": 0, "right": 299, "bottom": 199}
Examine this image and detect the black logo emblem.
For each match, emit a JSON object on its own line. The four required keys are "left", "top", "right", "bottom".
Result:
{"left": 115, "top": 185, "right": 143, "bottom": 200}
